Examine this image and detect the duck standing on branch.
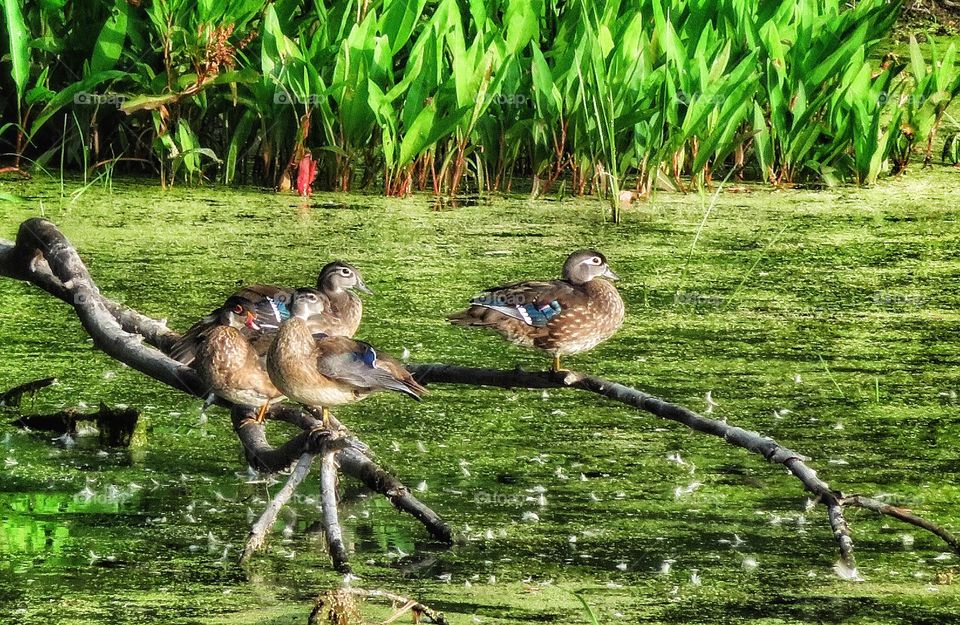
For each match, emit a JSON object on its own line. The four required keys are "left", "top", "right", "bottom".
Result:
{"left": 192, "top": 296, "right": 285, "bottom": 424}
{"left": 448, "top": 250, "right": 624, "bottom": 372}
{"left": 266, "top": 289, "right": 425, "bottom": 429}
{"left": 169, "top": 261, "right": 372, "bottom": 365}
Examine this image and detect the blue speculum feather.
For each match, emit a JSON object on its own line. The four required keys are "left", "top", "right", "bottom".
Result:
{"left": 255, "top": 297, "right": 291, "bottom": 329}
{"left": 520, "top": 301, "right": 562, "bottom": 327}
{"left": 360, "top": 345, "right": 377, "bottom": 367}
{"left": 474, "top": 294, "right": 562, "bottom": 327}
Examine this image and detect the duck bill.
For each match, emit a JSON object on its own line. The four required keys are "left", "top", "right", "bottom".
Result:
{"left": 356, "top": 279, "right": 374, "bottom": 295}
{"left": 244, "top": 311, "right": 261, "bottom": 331}
{"left": 602, "top": 266, "right": 620, "bottom": 281}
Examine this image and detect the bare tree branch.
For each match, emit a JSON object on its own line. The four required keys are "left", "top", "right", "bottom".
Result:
{"left": 320, "top": 449, "right": 351, "bottom": 573}
{"left": 240, "top": 451, "right": 316, "bottom": 565}
{"left": 408, "top": 365, "right": 959, "bottom": 564}
{"left": 3, "top": 218, "right": 957, "bottom": 574}
{"left": 1, "top": 218, "right": 454, "bottom": 572}
{"left": 842, "top": 494, "right": 960, "bottom": 553}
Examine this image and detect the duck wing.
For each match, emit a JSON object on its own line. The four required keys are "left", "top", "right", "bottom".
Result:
{"left": 450, "top": 279, "right": 580, "bottom": 327}
{"left": 313, "top": 336, "right": 424, "bottom": 399}
{"left": 170, "top": 284, "right": 293, "bottom": 364}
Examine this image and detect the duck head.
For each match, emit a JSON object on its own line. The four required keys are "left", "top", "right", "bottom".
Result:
{"left": 291, "top": 288, "right": 328, "bottom": 320}
{"left": 562, "top": 250, "right": 620, "bottom": 285}
{"left": 218, "top": 296, "right": 261, "bottom": 331}
{"left": 318, "top": 261, "right": 373, "bottom": 295}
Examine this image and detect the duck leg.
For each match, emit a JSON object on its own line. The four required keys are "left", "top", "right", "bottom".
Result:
{"left": 552, "top": 355, "right": 562, "bottom": 372}
{"left": 305, "top": 406, "right": 334, "bottom": 430}
{"left": 254, "top": 402, "right": 270, "bottom": 424}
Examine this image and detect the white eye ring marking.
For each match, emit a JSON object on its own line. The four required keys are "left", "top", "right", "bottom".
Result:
{"left": 340, "top": 268, "right": 352, "bottom": 276}
{"left": 591, "top": 257, "right": 602, "bottom": 265}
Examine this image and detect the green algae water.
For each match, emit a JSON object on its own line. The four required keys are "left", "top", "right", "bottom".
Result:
{"left": 1, "top": 173, "right": 959, "bottom": 624}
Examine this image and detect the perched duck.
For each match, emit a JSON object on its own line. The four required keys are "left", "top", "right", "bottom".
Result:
{"left": 169, "top": 261, "right": 371, "bottom": 364}
{"left": 314, "top": 261, "right": 371, "bottom": 337}
{"left": 192, "top": 296, "right": 284, "bottom": 423}
{"left": 266, "top": 288, "right": 424, "bottom": 428}
{"left": 448, "top": 249, "right": 624, "bottom": 371}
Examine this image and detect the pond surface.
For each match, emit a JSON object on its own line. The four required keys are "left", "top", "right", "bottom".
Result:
{"left": 1, "top": 173, "right": 959, "bottom": 624}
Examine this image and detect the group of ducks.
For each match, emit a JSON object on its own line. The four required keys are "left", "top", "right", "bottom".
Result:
{"left": 170, "top": 250, "right": 625, "bottom": 429}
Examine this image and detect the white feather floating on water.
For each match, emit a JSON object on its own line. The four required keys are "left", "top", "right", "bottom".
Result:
{"left": 659, "top": 559, "right": 675, "bottom": 575}
{"left": 704, "top": 391, "right": 718, "bottom": 414}
{"left": 833, "top": 559, "right": 864, "bottom": 581}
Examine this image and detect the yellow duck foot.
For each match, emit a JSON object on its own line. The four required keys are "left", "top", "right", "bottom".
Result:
{"left": 550, "top": 355, "right": 570, "bottom": 373}
{"left": 305, "top": 406, "right": 335, "bottom": 431}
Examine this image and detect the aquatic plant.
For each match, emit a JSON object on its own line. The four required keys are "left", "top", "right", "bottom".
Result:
{"left": 1, "top": 0, "right": 957, "bottom": 211}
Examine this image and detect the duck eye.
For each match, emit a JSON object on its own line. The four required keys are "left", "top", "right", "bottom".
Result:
{"left": 340, "top": 268, "right": 352, "bottom": 276}
{"left": 232, "top": 304, "right": 244, "bottom": 314}
{"left": 591, "top": 257, "right": 602, "bottom": 265}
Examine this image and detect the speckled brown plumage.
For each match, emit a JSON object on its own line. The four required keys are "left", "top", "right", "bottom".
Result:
{"left": 191, "top": 298, "right": 284, "bottom": 419}
{"left": 195, "top": 325, "right": 283, "bottom": 408}
{"left": 266, "top": 291, "right": 423, "bottom": 417}
{"left": 449, "top": 250, "right": 624, "bottom": 369}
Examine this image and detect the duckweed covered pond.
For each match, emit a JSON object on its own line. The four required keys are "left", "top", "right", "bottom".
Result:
{"left": 1, "top": 172, "right": 959, "bottom": 624}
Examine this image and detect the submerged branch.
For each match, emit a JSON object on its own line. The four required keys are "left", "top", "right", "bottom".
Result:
{"left": 309, "top": 588, "right": 449, "bottom": 625}
{"left": 320, "top": 449, "right": 351, "bottom": 573}
{"left": 240, "top": 451, "right": 316, "bottom": 565}
{"left": 10, "top": 404, "right": 140, "bottom": 447}
{"left": 2, "top": 218, "right": 956, "bottom": 574}
{"left": 410, "top": 364, "right": 959, "bottom": 561}
{"left": 0, "top": 376, "right": 57, "bottom": 408}
{"left": 842, "top": 495, "right": 960, "bottom": 553}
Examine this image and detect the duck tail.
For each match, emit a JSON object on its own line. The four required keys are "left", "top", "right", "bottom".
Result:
{"left": 447, "top": 309, "right": 474, "bottom": 326}
{"left": 168, "top": 315, "right": 217, "bottom": 364}
{"left": 447, "top": 305, "right": 500, "bottom": 327}
{"left": 378, "top": 362, "right": 427, "bottom": 400}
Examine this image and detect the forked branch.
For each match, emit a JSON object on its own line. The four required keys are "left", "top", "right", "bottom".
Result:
{"left": 2, "top": 217, "right": 957, "bottom": 576}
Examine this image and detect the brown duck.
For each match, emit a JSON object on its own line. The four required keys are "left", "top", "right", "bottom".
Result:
{"left": 192, "top": 296, "right": 284, "bottom": 423}
{"left": 170, "top": 261, "right": 371, "bottom": 364}
{"left": 448, "top": 250, "right": 624, "bottom": 371}
{"left": 266, "top": 288, "right": 425, "bottom": 427}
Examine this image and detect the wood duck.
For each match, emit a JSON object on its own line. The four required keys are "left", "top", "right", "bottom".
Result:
{"left": 448, "top": 250, "right": 624, "bottom": 371}
{"left": 266, "top": 288, "right": 424, "bottom": 428}
{"left": 192, "top": 296, "right": 284, "bottom": 423}
{"left": 314, "top": 260, "right": 371, "bottom": 337}
{"left": 169, "top": 261, "right": 371, "bottom": 364}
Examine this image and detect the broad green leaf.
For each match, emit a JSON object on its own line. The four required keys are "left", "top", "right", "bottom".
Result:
{"left": 504, "top": 0, "right": 539, "bottom": 55}
{"left": 225, "top": 110, "right": 255, "bottom": 184}
{"left": 90, "top": 0, "right": 129, "bottom": 74}
{"left": 30, "top": 70, "right": 126, "bottom": 133}
{"left": 398, "top": 100, "right": 470, "bottom": 166}
{"left": 909, "top": 35, "right": 926, "bottom": 80}
{"left": 380, "top": 0, "right": 427, "bottom": 54}
{"left": 2, "top": 0, "right": 30, "bottom": 101}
